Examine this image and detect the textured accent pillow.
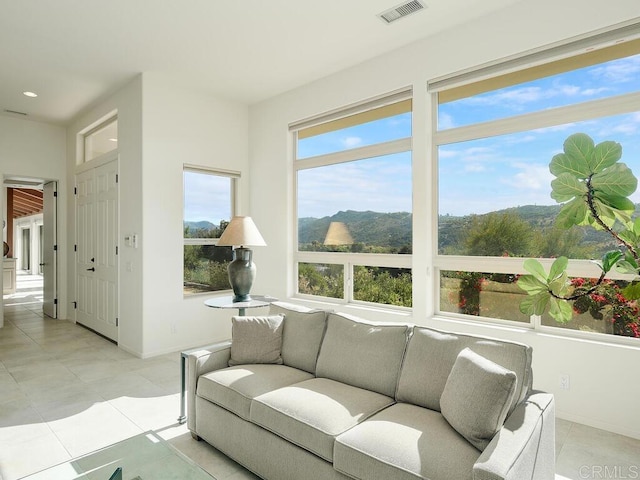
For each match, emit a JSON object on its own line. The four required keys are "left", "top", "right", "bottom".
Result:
{"left": 440, "top": 348, "right": 517, "bottom": 451}
{"left": 269, "top": 302, "right": 328, "bottom": 374}
{"left": 228, "top": 315, "right": 285, "bottom": 366}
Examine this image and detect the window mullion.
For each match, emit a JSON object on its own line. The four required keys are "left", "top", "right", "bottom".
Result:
{"left": 435, "top": 91, "right": 640, "bottom": 145}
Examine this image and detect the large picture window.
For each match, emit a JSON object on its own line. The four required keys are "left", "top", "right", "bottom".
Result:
{"left": 183, "top": 167, "right": 238, "bottom": 296}
{"left": 292, "top": 92, "right": 413, "bottom": 308}
{"left": 433, "top": 37, "right": 640, "bottom": 341}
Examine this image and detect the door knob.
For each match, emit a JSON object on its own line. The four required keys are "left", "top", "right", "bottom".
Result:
{"left": 87, "top": 267, "right": 95, "bottom": 272}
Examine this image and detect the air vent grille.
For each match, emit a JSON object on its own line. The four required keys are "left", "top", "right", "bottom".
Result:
{"left": 379, "top": 0, "right": 425, "bottom": 24}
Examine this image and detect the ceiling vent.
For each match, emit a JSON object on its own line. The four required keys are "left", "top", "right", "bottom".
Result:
{"left": 378, "top": 0, "right": 426, "bottom": 24}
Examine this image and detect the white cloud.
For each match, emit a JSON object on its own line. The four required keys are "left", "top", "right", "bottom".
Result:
{"left": 342, "top": 136, "right": 363, "bottom": 148}
{"left": 499, "top": 162, "right": 553, "bottom": 191}
{"left": 438, "top": 112, "right": 456, "bottom": 130}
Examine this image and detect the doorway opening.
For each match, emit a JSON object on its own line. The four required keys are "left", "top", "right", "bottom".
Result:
{"left": 2, "top": 177, "right": 57, "bottom": 321}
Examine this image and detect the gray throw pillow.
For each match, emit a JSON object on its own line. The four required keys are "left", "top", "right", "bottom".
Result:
{"left": 440, "top": 348, "right": 517, "bottom": 451}
{"left": 228, "top": 315, "right": 285, "bottom": 366}
{"left": 269, "top": 301, "right": 328, "bottom": 374}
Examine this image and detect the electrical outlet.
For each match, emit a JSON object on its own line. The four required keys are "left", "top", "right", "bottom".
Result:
{"left": 560, "top": 374, "right": 570, "bottom": 390}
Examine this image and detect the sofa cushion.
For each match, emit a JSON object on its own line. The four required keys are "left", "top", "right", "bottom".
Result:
{"left": 228, "top": 315, "right": 285, "bottom": 366}
{"left": 197, "top": 364, "right": 314, "bottom": 420}
{"left": 251, "top": 377, "right": 394, "bottom": 462}
{"left": 269, "top": 301, "right": 328, "bottom": 374}
{"left": 334, "top": 403, "right": 480, "bottom": 480}
{"left": 315, "top": 313, "right": 409, "bottom": 397}
{"left": 441, "top": 348, "right": 517, "bottom": 451}
{"left": 396, "top": 326, "right": 532, "bottom": 415}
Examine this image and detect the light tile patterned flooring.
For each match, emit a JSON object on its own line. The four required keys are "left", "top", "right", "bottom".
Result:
{"left": 1, "top": 272, "right": 639, "bottom": 479}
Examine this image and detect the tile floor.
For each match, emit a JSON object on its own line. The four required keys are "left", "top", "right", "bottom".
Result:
{"left": 1, "top": 272, "right": 639, "bottom": 479}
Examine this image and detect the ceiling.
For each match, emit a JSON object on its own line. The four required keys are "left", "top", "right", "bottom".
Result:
{"left": 0, "top": 0, "right": 522, "bottom": 125}
{"left": 8, "top": 188, "right": 44, "bottom": 219}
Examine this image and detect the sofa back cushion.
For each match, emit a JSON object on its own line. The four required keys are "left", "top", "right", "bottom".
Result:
{"left": 396, "top": 326, "right": 532, "bottom": 415}
{"left": 315, "top": 313, "right": 409, "bottom": 397}
{"left": 269, "top": 302, "right": 328, "bottom": 374}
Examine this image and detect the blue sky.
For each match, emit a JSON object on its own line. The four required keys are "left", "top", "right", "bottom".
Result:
{"left": 297, "top": 53, "right": 640, "bottom": 219}
{"left": 183, "top": 171, "right": 231, "bottom": 224}
{"left": 439, "top": 54, "right": 640, "bottom": 216}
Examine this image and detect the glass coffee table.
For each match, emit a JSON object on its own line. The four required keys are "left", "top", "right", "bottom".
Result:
{"left": 22, "top": 432, "right": 216, "bottom": 479}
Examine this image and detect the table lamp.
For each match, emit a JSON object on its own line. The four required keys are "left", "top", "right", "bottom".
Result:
{"left": 217, "top": 216, "right": 267, "bottom": 302}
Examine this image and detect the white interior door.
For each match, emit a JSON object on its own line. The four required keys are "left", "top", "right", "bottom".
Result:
{"left": 76, "top": 160, "right": 119, "bottom": 341}
{"left": 42, "top": 181, "right": 57, "bottom": 318}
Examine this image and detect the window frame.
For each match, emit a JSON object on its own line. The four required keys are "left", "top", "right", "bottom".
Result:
{"left": 430, "top": 26, "right": 640, "bottom": 345}
{"left": 291, "top": 90, "right": 413, "bottom": 309}
{"left": 82, "top": 115, "right": 118, "bottom": 163}
{"left": 182, "top": 165, "right": 240, "bottom": 297}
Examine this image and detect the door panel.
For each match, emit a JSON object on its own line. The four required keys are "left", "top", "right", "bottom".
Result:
{"left": 76, "top": 160, "right": 118, "bottom": 341}
{"left": 42, "top": 181, "right": 57, "bottom": 318}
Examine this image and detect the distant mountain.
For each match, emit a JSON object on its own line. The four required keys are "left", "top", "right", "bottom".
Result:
{"left": 184, "top": 221, "right": 215, "bottom": 231}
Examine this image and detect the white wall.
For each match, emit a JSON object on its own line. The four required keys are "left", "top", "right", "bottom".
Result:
{"left": 67, "top": 75, "right": 144, "bottom": 355}
{"left": 0, "top": 116, "right": 66, "bottom": 328}
{"left": 66, "top": 74, "right": 249, "bottom": 358}
{"left": 140, "top": 74, "right": 250, "bottom": 357}
{"left": 248, "top": 0, "right": 640, "bottom": 439}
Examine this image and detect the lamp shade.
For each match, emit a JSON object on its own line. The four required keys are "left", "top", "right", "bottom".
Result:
{"left": 324, "top": 222, "right": 353, "bottom": 245}
{"left": 217, "top": 216, "right": 266, "bottom": 247}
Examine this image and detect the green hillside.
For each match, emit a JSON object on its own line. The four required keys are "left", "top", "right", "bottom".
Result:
{"left": 299, "top": 204, "right": 631, "bottom": 257}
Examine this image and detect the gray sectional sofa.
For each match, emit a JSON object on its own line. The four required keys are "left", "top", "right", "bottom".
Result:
{"left": 186, "top": 302, "right": 555, "bottom": 480}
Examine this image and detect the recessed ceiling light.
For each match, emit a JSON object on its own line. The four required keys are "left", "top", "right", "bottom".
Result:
{"left": 23, "top": 91, "right": 38, "bottom": 98}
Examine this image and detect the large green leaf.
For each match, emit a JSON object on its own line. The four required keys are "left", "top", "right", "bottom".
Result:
{"left": 548, "top": 271, "right": 569, "bottom": 297}
{"left": 615, "top": 260, "right": 639, "bottom": 275}
{"left": 563, "top": 133, "right": 594, "bottom": 172}
{"left": 549, "top": 152, "right": 591, "bottom": 179}
{"left": 519, "top": 292, "right": 551, "bottom": 316}
{"left": 591, "top": 163, "right": 638, "bottom": 197}
{"left": 517, "top": 275, "right": 549, "bottom": 295}
{"left": 590, "top": 140, "right": 622, "bottom": 173}
{"left": 622, "top": 282, "right": 640, "bottom": 300}
{"left": 550, "top": 173, "right": 587, "bottom": 202}
{"left": 556, "top": 198, "right": 589, "bottom": 229}
{"left": 548, "top": 297, "right": 573, "bottom": 323}
{"left": 601, "top": 251, "right": 623, "bottom": 273}
{"left": 548, "top": 256, "right": 568, "bottom": 281}
{"left": 523, "top": 258, "right": 547, "bottom": 283}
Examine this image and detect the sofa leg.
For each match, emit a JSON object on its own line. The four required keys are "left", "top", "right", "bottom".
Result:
{"left": 190, "top": 432, "right": 201, "bottom": 441}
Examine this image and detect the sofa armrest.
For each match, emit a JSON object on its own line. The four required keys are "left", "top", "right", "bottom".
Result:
{"left": 473, "top": 391, "right": 555, "bottom": 480}
{"left": 186, "top": 341, "right": 232, "bottom": 432}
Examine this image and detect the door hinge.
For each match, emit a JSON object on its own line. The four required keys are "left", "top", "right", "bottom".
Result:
{"left": 53, "top": 191, "right": 58, "bottom": 197}
{"left": 54, "top": 299, "right": 58, "bottom": 305}
{"left": 53, "top": 245, "right": 57, "bottom": 251}
{"left": 72, "top": 301, "right": 77, "bottom": 309}
{"left": 115, "top": 174, "right": 119, "bottom": 183}
{"left": 116, "top": 318, "right": 119, "bottom": 327}
{"left": 115, "top": 245, "right": 118, "bottom": 255}
{"left": 74, "top": 186, "right": 77, "bottom": 195}
{"left": 74, "top": 244, "right": 77, "bottom": 252}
